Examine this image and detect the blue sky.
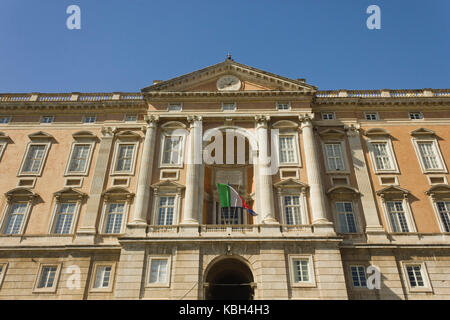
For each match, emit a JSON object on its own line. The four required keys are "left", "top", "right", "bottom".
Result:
{"left": 0, "top": 0, "right": 449, "bottom": 92}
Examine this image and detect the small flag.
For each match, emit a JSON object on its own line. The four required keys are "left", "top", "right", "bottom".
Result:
{"left": 217, "top": 183, "right": 257, "bottom": 216}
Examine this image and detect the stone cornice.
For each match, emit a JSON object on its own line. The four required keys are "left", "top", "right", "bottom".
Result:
{"left": 143, "top": 90, "right": 315, "bottom": 99}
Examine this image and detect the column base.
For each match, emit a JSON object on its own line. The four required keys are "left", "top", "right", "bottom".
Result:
{"left": 259, "top": 224, "right": 282, "bottom": 236}
{"left": 366, "top": 225, "right": 388, "bottom": 243}
{"left": 262, "top": 217, "right": 279, "bottom": 225}
{"left": 312, "top": 221, "right": 336, "bottom": 235}
{"left": 125, "top": 222, "right": 148, "bottom": 237}
{"left": 179, "top": 224, "right": 200, "bottom": 236}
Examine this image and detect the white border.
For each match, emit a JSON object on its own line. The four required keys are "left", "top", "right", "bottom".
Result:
{"left": 33, "top": 263, "right": 62, "bottom": 293}
{"left": 332, "top": 200, "right": 362, "bottom": 234}
{"left": 18, "top": 142, "right": 51, "bottom": 177}
{"left": 288, "top": 255, "right": 316, "bottom": 287}
{"left": 64, "top": 142, "right": 95, "bottom": 176}
{"left": 48, "top": 200, "right": 81, "bottom": 235}
{"left": 99, "top": 200, "right": 129, "bottom": 235}
{"left": 159, "top": 132, "right": 186, "bottom": 169}
{"left": 378, "top": 176, "right": 399, "bottom": 186}
{"left": 110, "top": 141, "right": 139, "bottom": 176}
{"left": 146, "top": 255, "right": 172, "bottom": 288}
{"left": 411, "top": 138, "right": 447, "bottom": 174}
{"left": 400, "top": 261, "right": 433, "bottom": 293}
{"left": 0, "top": 201, "right": 33, "bottom": 235}
{"left": 278, "top": 192, "right": 309, "bottom": 225}
{"left": 90, "top": 262, "right": 117, "bottom": 293}
{"left": 367, "top": 138, "right": 400, "bottom": 174}
{"left": 381, "top": 199, "right": 417, "bottom": 233}
{"left": 321, "top": 140, "right": 350, "bottom": 174}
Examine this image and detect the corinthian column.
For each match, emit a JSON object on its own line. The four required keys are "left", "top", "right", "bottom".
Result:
{"left": 300, "top": 114, "right": 333, "bottom": 233}
{"left": 255, "top": 115, "right": 277, "bottom": 224}
{"left": 182, "top": 116, "right": 203, "bottom": 225}
{"left": 127, "top": 115, "right": 159, "bottom": 234}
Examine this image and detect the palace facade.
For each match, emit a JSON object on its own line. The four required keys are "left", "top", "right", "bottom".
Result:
{"left": 0, "top": 59, "right": 449, "bottom": 300}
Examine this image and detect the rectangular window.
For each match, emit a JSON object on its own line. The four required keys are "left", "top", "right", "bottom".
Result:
{"left": 68, "top": 144, "right": 91, "bottom": 174}
{"left": 0, "top": 116, "right": 11, "bottom": 124}
{"left": 292, "top": 259, "right": 310, "bottom": 283}
{"left": 350, "top": 266, "right": 367, "bottom": 288}
{"left": 115, "top": 144, "right": 135, "bottom": 173}
{"left": 364, "top": 113, "right": 379, "bottom": 121}
{"left": 149, "top": 259, "right": 168, "bottom": 284}
{"left": 417, "top": 142, "right": 440, "bottom": 170}
{"left": 157, "top": 196, "right": 175, "bottom": 225}
{"left": 284, "top": 196, "right": 302, "bottom": 225}
{"left": 40, "top": 116, "right": 54, "bottom": 124}
{"left": 325, "top": 143, "right": 345, "bottom": 171}
{"left": 409, "top": 112, "right": 423, "bottom": 120}
{"left": 279, "top": 136, "right": 297, "bottom": 164}
{"left": 53, "top": 203, "right": 76, "bottom": 234}
{"left": 3, "top": 203, "right": 27, "bottom": 234}
{"left": 436, "top": 201, "right": 450, "bottom": 232}
{"left": 322, "top": 112, "right": 335, "bottom": 120}
{"left": 93, "top": 265, "right": 112, "bottom": 289}
{"left": 104, "top": 203, "right": 125, "bottom": 234}
{"left": 168, "top": 103, "right": 182, "bottom": 112}
{"left": 386, "top": 201, "right": 409, "bottom": 232}
{"left": 276, "top": 102, "right": 290, "bottom": 110}
{"left": 336, "top": 202, "right": 357, "bottom": 233}
{"left": 124, "top": 114, "right": 137, "bottom": 122}
{"left": 37, "top": 266, "right": 58, "bottom": 289}
{"left": 22, "top": 145, "right": 46, "bottom": 173}
{"left": 371, "top": 142, "right": 393, "bottom": 170}
{"left": 162, "top": 136, "right": 182, "bottom": 165}
{"left": 222, "top": 102, "right": 236, "bottom": 111}
{"left": 406, "top": 265, "right": 425, "bottom": 288}
{"left": 83, "top": 115, "right": 96, "bottom": 123}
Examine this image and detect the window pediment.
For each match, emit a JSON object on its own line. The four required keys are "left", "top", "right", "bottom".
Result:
{"left": 0, "top": 132, "right": 10, "bottom": 141}
{"left": 5, "top": 187, "right": 38, "bottom": 201}
{"left": 425, "top": 184, "right": 450, "bottom": 199}
{"left": 326, "top": 186, "right": 360, "bottom": 200}
{"left": 274, "top": 179, "right": 308, "bottom": 192}
{"left": 318, "top": 129, "right": 345, "bottom": 139}
{"left": 161, "top": 121, "right": 187, "bottom": 130}
{"left": 28, "top": 131, "right": 54, "bottom": 140}
{"left": 72, "top": 131, "right": 97, "bottom": 140}
{"left": 116, "top": 130, "right": 142, "bottom": 140}
{"left": 376, "top": 185, "right": 410, "bottom": 199}
{"left": 272, "top": 120, "right": 299, "bottom": 130}
{"left": 54, "top": 188, "right": 87, "bottom": 201}
{"left": 102, "top": 187, "right": 135, "bottom": 201}
{"left": 151, "top": 180, "right": 185, "bottom": 193}
{"left": 411, "top": 128, "right": 436, "bottom": 137}
{"left": 364, "top": 128, "right": 390, "bottom": 137}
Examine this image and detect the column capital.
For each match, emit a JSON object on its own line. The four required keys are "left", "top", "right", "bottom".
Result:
{"left": 299, "top": 113, "right": 314, "bottom": 127}
{"left": 101, "top": 126, "right": 116, "bottom": 138}
{"left": 144, "top": 114, "right": 159, "bottom": 124}
{"left": 187, "top": 115, "right": 203, "bottom": 124}
{"left": 255, "top": 115, "right": 270, "bottom": 128}
{"left": 344, "top": 123, "right": 361, "bottom": 137}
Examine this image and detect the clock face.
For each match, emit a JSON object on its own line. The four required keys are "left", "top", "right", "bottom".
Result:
{"left": 217, "top": 75, "right": 241, "bottom": 91}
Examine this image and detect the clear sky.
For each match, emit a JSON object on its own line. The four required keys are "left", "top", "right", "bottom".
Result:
{"left": 0, "top": 0, "right": 449, "bottom": 92}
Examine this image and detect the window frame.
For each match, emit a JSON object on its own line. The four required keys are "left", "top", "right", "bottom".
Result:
{"left": 18, "top": 142, "right": 51, "bottom": 177}
{"left": 367, "top": 138, "right": 400, "bottom": 174}
{"left": 0, "top": 141, "right": 7, "bottom": 161}
{"left": 100, "top": 200, "right": 129, "bottom": 235}
{"left": 40, "top": 115, "right": 54, "bottom": 124}
{"left": 288, "top": 255, "right": 316, "bottom": 288}
{"left": 321, "top": 112, "right": 335, "bottom": 120}
{"left": 431, "top": 199, "right": 450, "bottom": 233}
{"left": 159, "top": 132, "right": 186, "bottom": 169}
{"left": 146, "top": 256, "right": 172, "bottom": 288}
{"left": 33, "top": 263, "right": 62, "bottom": 293}
{"left": 152, "top": 191, "right": 181, "bottom": 226}
{"left": 0, "top": 201, "right": 32, "bottom": 235}
{"left": 48, "top": 201, "right": 81, "bottom": 235}
{"left": 221, "top": 102, "right": 237, "bottom": 111}
{"left": 82, "top": 114, "right": 97, "bottom": 124}
{"left": 400, "top": 261, "right": 433, "bottom": 293}
{"left": 333, "top": 200, "right": 361, "bottom": 234}
{"left": 110, "top": 141, "right": 139, "bottom": 176}
{"left": 322, "top": 140, "right": 349, "bottom": 173}
{"left": 64, "top": 142, "right": 95, "bottom": 176}
{"left": 364, "top": 112, "right": 379, "bottom": 121}
{"left": 276, "top": 102, "right": 291, "bottom": 111}
{"left": 90, "top": 262, "right": 116, "bottom": 292}
{"left": 409, "top": 112, "right": 424, "bottom": 120}
{"left": 278, "top": 190, "right": 309, "bottom": 226}
{"left": 382, "top": 199, "right": 417, "bottom": 233}
{"left": 349, "top": 265, "right": 368, "bottom": 289}
{"left": 277, "top": 134, "right": 301, "bottom": 167}
{"left": 412, "top": 138, "right": 447, "bottom": 174}
{"left": 124, "top": 114, "right": 138, "bottom": 122}
{"left": 168, "top": 103, "right": 183, "bottom": 112}
{"left": 0, "top": 116, "right": 11, "bottom": 124}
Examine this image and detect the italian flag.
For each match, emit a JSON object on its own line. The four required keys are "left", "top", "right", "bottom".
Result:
{"left": 217, "top": 183, "right": 257, "bottom": 216}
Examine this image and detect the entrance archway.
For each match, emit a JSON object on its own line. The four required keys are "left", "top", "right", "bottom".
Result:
{"left": 204, "top": 257, "right": 255, "bottom": 300}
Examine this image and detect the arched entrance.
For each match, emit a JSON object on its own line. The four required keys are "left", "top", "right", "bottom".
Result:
{"left": 204, "top": 257, "right": 255, "bottom": 300}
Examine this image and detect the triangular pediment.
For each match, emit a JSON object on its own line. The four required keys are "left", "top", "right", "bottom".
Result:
{"left": 274, "top": 179, "right": 309, "bottom": 190}
{"left": 141, "top": 59, "right": 316, "bottom": 94}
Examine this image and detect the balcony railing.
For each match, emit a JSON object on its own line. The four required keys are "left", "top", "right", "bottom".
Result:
{"left": 0, "top": 92, "right": 144, "bottom": 102}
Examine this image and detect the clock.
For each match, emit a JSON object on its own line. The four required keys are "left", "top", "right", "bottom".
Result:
{"left": 217, "top": 75, "right": 241, "bottom": 91}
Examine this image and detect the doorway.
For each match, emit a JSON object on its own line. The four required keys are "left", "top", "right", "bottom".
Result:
{"left": 204, "top": 257, "right": 255, "bottom": 300}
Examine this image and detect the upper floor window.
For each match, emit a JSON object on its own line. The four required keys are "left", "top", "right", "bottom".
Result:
{"left": 52, "top": 202, "right": 76, "bottom": 234}
{"left": 436, "top": 201, "right": 450, "bottom": 233}
{"left": 67, "top": 144, "right": 92, "bottom": 174}
{"left": 364, "top": 112, "right": 379, "bottom": 121}
{"left": 222, "top": 102, "right": 236, "bottom": 111}
{"left": 350, "top": 265, "right": 367, "bottom": 288}
{"left": 104, "top": 202, "right": 125, "bottom": 234}
{"left": 0, "top": 116, "right": 11, "bottom": 124}
{"left": 409, "top": 112, "right": 423, "bottom": 120}
{"left": 124, "top": 114, "right": 137, "bottom": 122}
{"left": 336, "top": 202, "right": 358, "bottom": 233}
{"left": 0, "top": 263, "right": 7, "bottom": 287}
{"left": 411, "top": 129, "right": 447, "bottom": 174}
{"left": 283, "top": 196, "right": 302, "bottom": 225}
{"left": 386, "top": 201, "right": 410, "bottom": 232}
{"left": 321, "top": 112, "right": 335, "bottom": 120}
{"left": 278, "top": 135, "right": 298, "bottom": 164}
{"left": 157, "top": 196, "right": 175, "bottom": 226}
{"left": 40, "top": 116, "right": 54, "bottom": 124}
{"left": 161, "top": 136, "right": 182, "bottom": 166}
{"left": 2, "top": 203, "right": 27, "bottom": 235}
{"left": 371, "top": 142, "right": 393, "bottom": 170}
{"left": 324, "top": 143, "right": 345, "bottom": 171}
{"left": 276, "top": 102, "right": 291, "bottom": 111}
{"left": 20, "top": 144, "right": 48, "bottom": 175}
{"left": 114, "top": 144, "right": 136, "bottom": 174}
{"left": 417, "top": 142, "right": 442, "bottom": 170}
{"left": 83, "top": 115, "right": 97, "bottom": 123}
{"left": 168, "top": 103, "right": 182, "bottom": 112}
